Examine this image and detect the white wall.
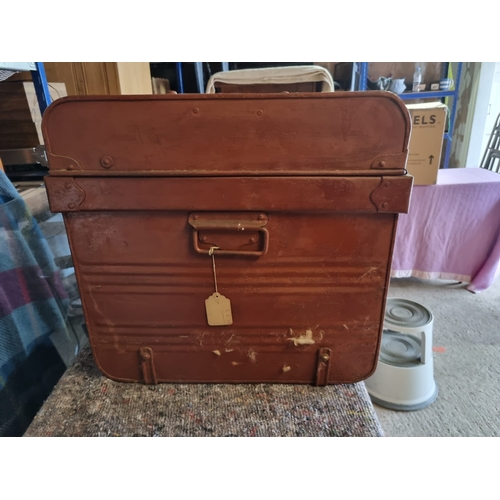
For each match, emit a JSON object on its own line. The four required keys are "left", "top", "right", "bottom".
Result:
{"left": 465, "top": 63, "right": 498, "bottom": 167}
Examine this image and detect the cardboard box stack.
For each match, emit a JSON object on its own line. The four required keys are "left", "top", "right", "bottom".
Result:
{"left": 405, "top": 102, "right": 448, "bottom": 185}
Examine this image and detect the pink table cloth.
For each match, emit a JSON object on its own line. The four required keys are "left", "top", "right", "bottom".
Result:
{"left": 391, "top": 168, "right": 500, "bottom": 293}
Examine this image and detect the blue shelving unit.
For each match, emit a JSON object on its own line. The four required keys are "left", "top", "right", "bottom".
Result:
{"left": 354, "top": 63, "right": 463, "bottom": 169}
{"left": 175, "top": 62, "right": 230, "bottom": 93}
{"left": 0, "top": 62, "right": 52, "bottom": 115}
{"left": 30, "top": 62, "right": 52, "bottom": 115}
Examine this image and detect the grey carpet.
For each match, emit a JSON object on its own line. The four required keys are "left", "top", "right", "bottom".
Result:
{"left": 24, "top": 347, "right": 383, "bottom": 437}
{"left": 374, "top": 277, "right": 500, "bottom": 437}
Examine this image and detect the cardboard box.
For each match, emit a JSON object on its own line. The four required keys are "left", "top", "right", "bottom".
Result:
{"left": 405, "top": 102, "right": 448, "bottom": 185}
{"left": 151, "top": 77, "right": 170, "bottom": 94}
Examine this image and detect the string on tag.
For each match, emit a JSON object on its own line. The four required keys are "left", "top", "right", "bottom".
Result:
{"left": 205, "top": 246, "right": 233, "bottom": 326}
{"left": 209, "top": 246, "right": 220, "bottom": 295}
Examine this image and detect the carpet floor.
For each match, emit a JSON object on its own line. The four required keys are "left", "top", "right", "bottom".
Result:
{"left": 25, "top": 347, "right": 383, "bottom": 437}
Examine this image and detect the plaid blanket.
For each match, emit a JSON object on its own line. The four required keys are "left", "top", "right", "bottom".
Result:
{"left": 0, "top": 173, "right": 69, "bottom": 436}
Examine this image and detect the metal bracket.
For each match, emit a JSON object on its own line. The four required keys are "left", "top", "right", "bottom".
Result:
{"left": 369, "top": 176, "right": 413, "bottom": 214}
{"left": 0, "top": 146, "right": 48, "bottom": 167}
{"left": 315, "top": 348, "right": 332, "bottom": 386}
{"left": 43, "top": 176, "right": 86, "bottom": 212}
{"left": 139, "top": 347, "right": 158, "bottom": 385}
{"left": 45, "top": 152, "right": 83, "bottom": 172}
{"left": 370, "top": 153, "right": 407, "bottom": 170}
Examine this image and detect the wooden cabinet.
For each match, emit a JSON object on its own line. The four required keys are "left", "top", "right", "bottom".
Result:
{"left": 0, "top": 81, "right": 67, "bottom": 148}
{"left": 43, "top": 62, "right": 152, "bottom": 96}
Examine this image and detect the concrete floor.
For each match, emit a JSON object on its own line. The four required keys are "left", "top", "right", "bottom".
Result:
{"left": 373, "top": 276, "right": 500, "bottom": 437}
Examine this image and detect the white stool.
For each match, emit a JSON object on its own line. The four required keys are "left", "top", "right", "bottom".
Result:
{"left": 365, "top": 298, "right": 438, "bottom": 411}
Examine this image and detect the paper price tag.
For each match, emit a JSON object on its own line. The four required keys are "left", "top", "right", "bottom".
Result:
{"left": 205, "top": 292, "right": 233, "bottom": 326}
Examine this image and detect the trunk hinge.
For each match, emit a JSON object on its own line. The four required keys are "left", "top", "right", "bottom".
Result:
{"left": 315, "top": 347, "right": 332, "bottom": 386}
{"left": 139, "top": 347, "right": 158, "bottom": 385}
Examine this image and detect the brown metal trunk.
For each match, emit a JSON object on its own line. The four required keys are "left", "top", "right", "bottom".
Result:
{"left": 43, "top": 92, "right": 412, "bottom": 385}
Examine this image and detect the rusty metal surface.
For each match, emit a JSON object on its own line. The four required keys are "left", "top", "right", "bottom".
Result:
{"left": 44, "top": 176, "right": 412, "bottom": 214}
{"left": 43, "top": 93, "right": 413, "bottom": 385}
{"left": 42, "top": 92, "right": 410, "bottom": 176}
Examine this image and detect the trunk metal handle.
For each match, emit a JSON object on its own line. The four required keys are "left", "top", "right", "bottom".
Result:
{"left": 188, "top": 212, "right": 269, "bottom": 257}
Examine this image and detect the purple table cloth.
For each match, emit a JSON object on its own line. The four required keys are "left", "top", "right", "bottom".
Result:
{"left": 391, "top": 168, "right": 500, "bottom": 293}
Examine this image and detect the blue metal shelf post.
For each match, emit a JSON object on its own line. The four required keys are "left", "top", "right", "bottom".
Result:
{"left": 175, "top": 63, "right": 230, "bottom": 94}
{"left": 175, "top": 62, "right": 184, "bottom": 93}
{"left": 30, "top": 62, "right": 52, "bottom": 115}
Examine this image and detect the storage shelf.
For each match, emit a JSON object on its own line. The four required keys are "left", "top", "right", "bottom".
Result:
{"left": 0, "top": 62, "right": 51, "bottom": 115}
{"left": 354, "top": 63, "right": 462, "bottom": 169}
{"left": 398, "top": 90, "right": 456, "bottom": 100}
